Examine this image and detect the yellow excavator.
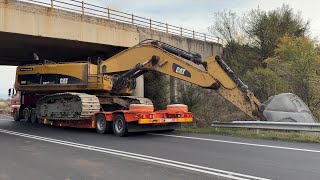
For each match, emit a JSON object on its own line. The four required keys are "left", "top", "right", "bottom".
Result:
{"left": 11, "top": 40, "right": 266, "bottom": 136}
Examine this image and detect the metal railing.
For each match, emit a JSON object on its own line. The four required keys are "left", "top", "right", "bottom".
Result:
{"left": 212, "top": 121, "right": 320, "bottom": 132}
{"left": 13, "top": 0, "right": 221, "bottom": 44}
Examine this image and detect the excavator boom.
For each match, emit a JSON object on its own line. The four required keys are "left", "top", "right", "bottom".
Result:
{"left": 102, "top": 40, "right": 262, "bottom": 120}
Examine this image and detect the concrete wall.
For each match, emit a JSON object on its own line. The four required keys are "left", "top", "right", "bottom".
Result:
{"left": 0, "top": 0, "right": 223, "bottom": 98}
{"left": 0, "top": 0, "right": 223, "bottom": 57}
{"left": 0, "top": 0, "right": 139, "bottom": 47}
{"left": 138, "top": 30, "right": 222, "bottom": 59}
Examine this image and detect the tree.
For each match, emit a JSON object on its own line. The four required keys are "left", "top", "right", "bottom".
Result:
{"left": 209, "top": 10, "right": 261, "bottom": 76}
{"left": 222, "top": 43, "right": 261, "bottom": 76}
{"left": 244, "top": 68, "right": 287, "bottom": 101}
{"left": 208, "top": 10, "right": 242, "bottom": 45}
{"left": 266, "top": 35, "right": 320, "bottom": 107}
{"left": 144, "top": 72, "right": 169, "bottom": 110}
{"left": 177, "top": 84, "right": 201, "bottom": 112}
{"left": 209, "top": 4, "right": 310, "bottom": 76}
{"left": 243, "top": 4, "right": 309, "bottom": 58}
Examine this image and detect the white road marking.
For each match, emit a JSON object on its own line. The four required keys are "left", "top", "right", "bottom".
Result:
{"left": 0, "top": 116, "right": 13, "bottom": 120}
{"left": 150, "top": 133, "right": 320, "bottom": 153}
{"left": 0, "top": 128, "right": 269, "bottom": 180}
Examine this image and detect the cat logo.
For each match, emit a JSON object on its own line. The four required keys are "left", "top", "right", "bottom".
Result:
{"left": 172, "top": 63, "right": 191, "bottom": 77}
{"left": 175, "top": 67, "right": 186, "bottom": 75}
{"left": 60, "top": 78, "right": 69, "bottom": 84}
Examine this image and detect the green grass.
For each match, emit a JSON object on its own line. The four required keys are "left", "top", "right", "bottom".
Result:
{"left": 178, "top": 127, "right": 320, "bottom": 143}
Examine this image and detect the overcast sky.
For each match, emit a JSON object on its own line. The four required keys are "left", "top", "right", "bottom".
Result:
{"left": 1, "top": 0, "right": 320, "bottom": 97}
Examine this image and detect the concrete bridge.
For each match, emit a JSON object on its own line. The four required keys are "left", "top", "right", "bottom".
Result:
{"left": 0, "top": 0, "right": 223, "bottom": 97}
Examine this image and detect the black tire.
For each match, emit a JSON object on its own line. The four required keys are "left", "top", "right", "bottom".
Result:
{"left": 13, "top": 109, "right": 20, "bottom": 122}
{"left": 23, "top": 108, "right": 31, "bottom": 122}
{"left": 113, "top": 114, "right": 128, "bottom": 137}
{"left": 30, "top": 108, "right": 38, "bottom": 124}
{"left": 95, "top": 114, "right": 107, "bottom": 134}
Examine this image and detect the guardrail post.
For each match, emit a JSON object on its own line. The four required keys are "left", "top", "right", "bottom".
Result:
{"left": 166, "top": 23, "right": 168, "bottom": 33}
{"left": 149, "top": 19, "right": 152, "bottom": 29}
{"left": 51, "top": 0, "right": 53, "bottom": 8}
{"left": 217, "top": 37, "right": 220, "bottom": 44}
{"left": 180, "top": 27, "right": 182, "bottom": 36}
{"left": 192, "top": 31, "right": 195, "bottom": 39}
{"left": 107, "top": 8, "right": 110, "bottom": 20}
{"left": 204, "top": 33, "right": 206, "bottom": 41}
{"left": 81, "top": 0, "right": 84, "bottom": 16}
{"left": 131, "top": 14, "right": 134, "bottom": 25}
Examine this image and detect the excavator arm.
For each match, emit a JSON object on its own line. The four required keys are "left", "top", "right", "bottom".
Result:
{"left": 101, "top": 40, "right": 262, "bottom": 120}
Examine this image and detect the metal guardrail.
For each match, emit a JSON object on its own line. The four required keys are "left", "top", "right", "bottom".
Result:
{"left": 212, "top": 121, "right": 320, "bottom": 132}
{"left": 12, "top": 0, "right": 221, "bottom": 44}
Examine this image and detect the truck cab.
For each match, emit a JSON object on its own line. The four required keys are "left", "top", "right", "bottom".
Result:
{"left": 8, "top": 88, "right": 21, "bottom": 121}
{"left": 9, "top": 89, "right": 41, "bottom": 122}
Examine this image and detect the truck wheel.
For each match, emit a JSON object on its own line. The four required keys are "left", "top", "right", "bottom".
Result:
{"left": 13, "top": 109, "right": 20, "bottom": 122}
{"left": 95, "top": 114, "right": 107, "bottom": 134}
{"left": 113, "top": 114, "right": 128, "bottom": 137}
{"left": 30, "top": 108, "right": 38, "bottom": 124}
{"left": 23, "top": 108, "right": 31, "bottom": 122}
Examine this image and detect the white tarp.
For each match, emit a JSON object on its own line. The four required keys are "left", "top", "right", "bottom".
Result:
{"left": 262, "top": 93, "right": 316, "bottom": 123}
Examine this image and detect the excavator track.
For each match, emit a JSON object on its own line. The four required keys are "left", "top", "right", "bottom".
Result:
{"left": 119, "top": 96, "right": 153, "bottom": 106}
{"left": 36, "top": 92, "right": 100, "bottom": 121}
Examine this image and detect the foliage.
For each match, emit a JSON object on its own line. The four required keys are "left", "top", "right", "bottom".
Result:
{"left": 144, "top": 72, "right": 169, "bottom": 110}
{"left": 209, "top": 4, "right": 309, "bottom": 77}
{"left": 266, "top": 35, "right": 320, "bottom": 107}
{"left": 181, "top": 89, "right": 248, "bottom": 128}
{"left": 208, "top": 11, "right": 261, "bottom": 76}
{"left": 208, "top": 10, "right": 242, "bottom": 44}
{"left": 223, "top": 43, "right": 261, "bottom": 76}
{"left": 0, "top": 100, "right": 10, "bottom": 115}
{"left": 244, "top": 68, "right": 287, "bottom": 101}
{"left": 176, "top": 84, "right": 201, "bottom": 112}
{"left": 243, "top": 4, "right": 309, "bottom": 58}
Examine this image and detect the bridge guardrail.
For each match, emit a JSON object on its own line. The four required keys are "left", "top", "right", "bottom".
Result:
{"left": 212, "top": 121, "right": 320, "bottom": 132}
{"left": 13, "top": 0, "right": 222, "bottom": 44}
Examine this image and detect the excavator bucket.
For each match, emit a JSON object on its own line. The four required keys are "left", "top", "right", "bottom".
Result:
{"left": 262, "top": 93, "right": 316, "bottom": 123}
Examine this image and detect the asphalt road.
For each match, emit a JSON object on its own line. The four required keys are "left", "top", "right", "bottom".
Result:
{"left": 1, "top": 118, "right": 320, "bottom": 180}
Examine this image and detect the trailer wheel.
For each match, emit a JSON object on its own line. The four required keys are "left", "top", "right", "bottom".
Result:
{"left": 23, "top": 108, "right": 31, "bottom": 122}
{"left": 30, "top": 108, "right": 38, "bottom": 124}
{"left": 113, "top": 114, "right": 128, "bottom": 137}
{"left": 13, "top": 109, "right": 20, "bottom": 122}
{"left": 95, "top": 114, "right": 107, "bottom": 134}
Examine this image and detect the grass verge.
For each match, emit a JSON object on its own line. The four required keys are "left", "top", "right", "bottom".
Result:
{"left": 178, "top": 127, "right": 320, "bottom": 143}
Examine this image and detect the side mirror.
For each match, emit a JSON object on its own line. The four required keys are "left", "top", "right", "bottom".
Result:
{"left": 8, "top": 88, "right": 11, "bottom": 96}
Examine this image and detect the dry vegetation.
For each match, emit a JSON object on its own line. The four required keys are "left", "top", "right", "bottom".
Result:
{"left": 0, "top": 99, "right": 10, "bottom": 115}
